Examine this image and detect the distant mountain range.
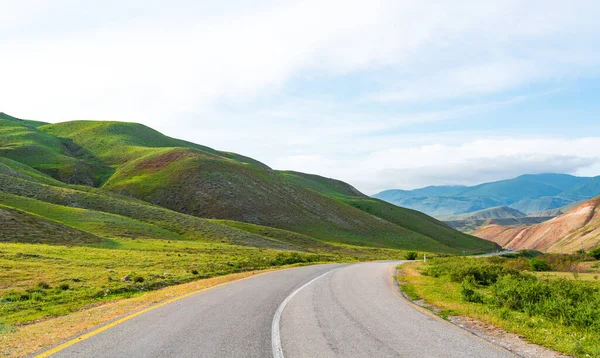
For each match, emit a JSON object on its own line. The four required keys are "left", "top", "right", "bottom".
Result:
{"left": 374, "top": 173, "right": 600, "bottom": 218}
{"left": 442, "top": 206, "right": 554, "bottom": 233}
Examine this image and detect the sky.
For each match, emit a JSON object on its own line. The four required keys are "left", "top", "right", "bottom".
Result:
{"left": 2, "top": 0, "right": 600, "bottom": 194}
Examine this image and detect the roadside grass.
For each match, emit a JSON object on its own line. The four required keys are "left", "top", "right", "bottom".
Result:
{"left": 0, "top": 239, "right": 340, "bottom": 326}
{"left": 0, "top": 268, "right": 286, "bottom": 358}
{"left": 0, "top": 238, "right": 408, "bottom": 357}
{"left": 397, "top": 259, "right": 600, "bottom": 357}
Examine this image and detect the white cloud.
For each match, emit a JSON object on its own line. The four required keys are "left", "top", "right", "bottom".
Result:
{"left": 2, "top": 0, "right": 599, "bottom": 121}
{"left": 1, "top": 1, "right": 600, "bottom": 193}
{"left": 331, "top": 137, "right": 600, "bottom": 194}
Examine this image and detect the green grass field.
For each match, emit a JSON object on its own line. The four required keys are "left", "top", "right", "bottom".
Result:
{"left": 397, "top": 255, "right": 600, "bottom": 357}
{"left": 0, "top": 239, "right": 345, "bottom": 326}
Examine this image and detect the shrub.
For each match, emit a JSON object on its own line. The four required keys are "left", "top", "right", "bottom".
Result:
{"left": 460, "top": 276, "right": 484, "bottom": 303}
{"left": 404, "top": 251, "right": 418, "bottom": 260}
{"left": 31, "top": 292, "right": 44, "bottom": 302}
{"left": 191, "top": 269, "right": 199, "bottom": 275}
{"left": 491, "top": 275, "right": 600, "bottom": 330}
{"left": 36, "top": 281, "right": 50, "bottom": 290}
{"left": 529, "top": 258, "right": 550, "bottom": 271}
{"left": 589, "top": 247, "right": 600, "bottom": 260}
{"left": 423, "top": 258, "right": 520, "bottom": 286}
{"left": 59, "top": 283, "right": 70, "bottom": 290}
{"left": 492, "top": 275, "right": 548, "bottom": 310}
{"left": 133, "top": 276, "right": 145, "bottom": 283}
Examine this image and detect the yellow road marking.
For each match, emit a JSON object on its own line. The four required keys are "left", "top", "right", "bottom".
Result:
{"left": 35, "top": 267, "right": 294, "bottom": 357}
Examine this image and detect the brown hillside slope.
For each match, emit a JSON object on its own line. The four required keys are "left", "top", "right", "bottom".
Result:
{"left": 473, "top": 197, "right": 600, "bottom": 252}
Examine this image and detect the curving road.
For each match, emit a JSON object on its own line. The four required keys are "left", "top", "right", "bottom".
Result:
{"left": 43, "top": 262, "right": 513, "bottom": 358}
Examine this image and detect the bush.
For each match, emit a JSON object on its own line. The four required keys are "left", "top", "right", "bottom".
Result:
{"left": 191, "top": 269, "right": 199, "bottom": 275}
{"left": 36, "top": 281, "right": 50, "bottom": 290}
{"left": 423, "top": 258, "right": 520, "bottom": 286}
{"left": 491, "top": 275, "right": 600, "bottom": 330}
{"left": 589, "top": 247, "right": 600, "bottom": 260}
{"left": 59, "top": 283, "right": 70, "bottom": 290}
{"left": 492, "top": 275, "right": 549, "bottom": 310}
{"left": 133, "top": 276, "right": 145, "bottom": 283}
{"left": 404, "top": 251, "right": 418, "bottom": 260}
{"left": 460, "top": 276, "right": 484, "bottom": 303}
{"left": 529, "top": 258, "right": 551, "bottom": 272}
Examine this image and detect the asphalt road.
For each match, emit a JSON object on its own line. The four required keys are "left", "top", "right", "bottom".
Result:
{"left": 47, "top": 262, "right": 513, "bottom": 358}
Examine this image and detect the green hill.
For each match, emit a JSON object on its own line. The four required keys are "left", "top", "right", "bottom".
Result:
{"left": 0, "top": 115, "right": 498, "bottom": 254}
{"left": 0, "top": 115, "right": 112, "bottom": 185}
{"left": 0, "top": 204, "right": 102, "bottom": 244}
{"left": 281, "top": 172, "right": 495, "bottom": 252}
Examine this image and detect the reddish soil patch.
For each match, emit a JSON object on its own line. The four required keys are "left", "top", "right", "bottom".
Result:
{"left": 132, "top": 150, "right": 198, "bottom": 173}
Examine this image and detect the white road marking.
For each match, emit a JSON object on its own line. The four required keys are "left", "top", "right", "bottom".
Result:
{"left": 271, "top": 267, "right": 339, "bottom": 358}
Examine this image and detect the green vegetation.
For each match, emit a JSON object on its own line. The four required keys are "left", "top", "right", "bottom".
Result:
{"left": 529, "top": 258, "right": 551, "bottom": 271}
{"left": 404, "top": 251, "right": 418, "bottom": 260}
{"left": 0, "top": 240, "right": 346, "bottom": 325}
{"left": 0, "top": 117, "right": 112, "bottom": 185}
{"left": 0, "top": 113, "right": 498, "bottom": 331}
{"left": 398, "top": 252, "right": 600, "bottom": 356}
{"left": 590, "top": 247, "right": 600, "bottom": 260}
{"left": 0, "top": 114, "right": 496, "bottom": 255}
{"left": 282, "top": 171, "right": 497, "bottom": 253}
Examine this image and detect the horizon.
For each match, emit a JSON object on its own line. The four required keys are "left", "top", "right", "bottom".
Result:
{"left": 2, "top": 1, "right": 600, "bottom": 194}
{"left": 377, "top": 172, "right": 600, "bottom": 194}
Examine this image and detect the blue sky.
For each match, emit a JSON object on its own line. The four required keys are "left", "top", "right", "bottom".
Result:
{"left": 1, "top": 0, "right": 600, "bottom": 194}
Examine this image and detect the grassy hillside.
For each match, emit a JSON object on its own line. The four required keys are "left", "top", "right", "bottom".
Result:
{"left": 279, "top": 171, "right": 497, "bottom": 252}
{"left": 0, "top": 173, "right": 319, "bottom": 251}
{"left": 0, "top": 118, "right": 496, "bottom": 254}
{"left": 0, "top": 204, "right": 102, "bottom": 244}
{"left": 40, "top": 120, "right": 268, "bottom": 169}
{"left": 0, "top": 116, "right": 112, "bottom": 185}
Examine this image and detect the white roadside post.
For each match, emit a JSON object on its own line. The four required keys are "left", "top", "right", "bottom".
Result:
{"left": 423, "top": 254, "right": 427, "bottom": 263}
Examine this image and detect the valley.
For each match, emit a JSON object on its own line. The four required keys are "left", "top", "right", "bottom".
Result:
{"left": 0, "top": 112, "right": 501, "bottom": 357}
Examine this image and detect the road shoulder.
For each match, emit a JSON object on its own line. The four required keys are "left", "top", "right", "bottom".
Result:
{"left": 394, "top": 262, "right": 567, "bottom": 358}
